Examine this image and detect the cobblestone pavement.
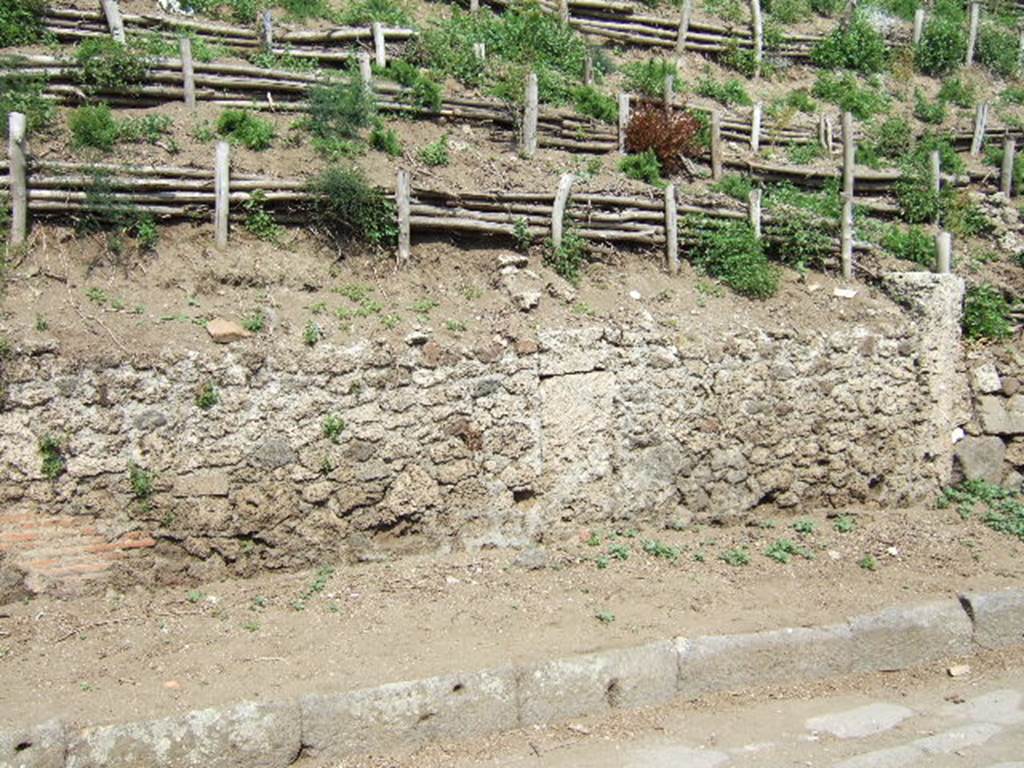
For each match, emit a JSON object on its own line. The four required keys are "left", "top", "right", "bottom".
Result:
{"left": 457, "top": 667, "right": 1024, "bottom": 768}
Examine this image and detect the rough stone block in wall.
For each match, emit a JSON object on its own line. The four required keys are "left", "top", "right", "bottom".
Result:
{"left": 0, "top": 276, "right": 964, "bottom": 595}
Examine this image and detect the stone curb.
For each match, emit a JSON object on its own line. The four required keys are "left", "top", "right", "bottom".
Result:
{"left": 3, "top": 588, "right": 1022, "bottom": 768}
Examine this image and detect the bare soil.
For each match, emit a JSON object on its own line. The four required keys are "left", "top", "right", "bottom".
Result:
{"left": 1, "top": 505, "right": 1022, "bottom": 729}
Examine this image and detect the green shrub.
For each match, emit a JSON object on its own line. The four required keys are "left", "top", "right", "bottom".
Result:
{"left": 1, "top": 73, "right": 56, "bottom": 136}
{"left": 963, "top": 284, "right": 1014, "bottom": 340}
{"left": 369, "top": 123, "right": 403, "bottom": 156}
{"left": 338, "top": 0, "right": 411, "bottom": 26}
{"left": 985, "top": 143, "right": 1024, "bottom": 194}
{"left": 129, "top": 462, "right": 155, "bottom": 499}
{"left": 916, "top": 14, "right": 966, "bottom": 76}
{"left": 74, "top": 39, "right": 149, "bottom": 93}
{"left": 894, "top": 171, "right": 941, "bottom": 224}
{"left": 571, "top": 85, "right": 618, "bottom": 124}
{"left": 243, "top": 190, "right": 282, "bottom": 241}
{"left": 310, "top": 166, "right": 397, "bottom": 247}
{"left": 619, "top": 150, "right": 664, "bottom": 187}
{"left": 0, "top": 0, "right": 45, "bottom": 47}
{"left": 977, "top": 22, "right": 1018, "bottom": 78}
{"left": 38, "top": 435, "right": 65, "bottom": 480}
{"left": 913, "top": 90, "right": 946, "bottom": 124}
{"left": 1001, "top": 85, "right": 1024, "bottom": 106}
{"left": 696, "top": 73, "right": 752, "bottom": 107}
{"left": 765, "top": 0, "right": 813, "bottom": 23}
{"left": 688, "top": 218, "right": 779, "bottom": 299}
{"left": 882, "top": 225, "right": 935, "bottom": 266}
{"left": 765, "top": 179, "right": 842, "bottom": 219}
{"left": 69, "top": 104, "right": 119, "bottom": 151}
{"left": 216, "top": 110, "right": 274, "bottom": 150}
{"left": 858, "top": 117, "right": 912, "bottom": 167}
{"left": 195, "top": 380, "right": 219, "bottom": 410}
{"left": 787, "top": 142, "right": 823, "bottom": 165}
{"left": 943, "top": 192, "right": 991, "bottom": 237}
{"left": 544, "top": 228, "right": 587, "bottom": 284}
{"left": 713, "top": 173, "right": 753, "bottom": 201}
{"left": 721, "top": 39, "right": 759, "bottom": 78}
{"left": 418, "top": 134, "right": 450, "bottom": 166}
{"left": 812, "top": 72, "right": 887, "bottom": 119}
{"left": 308, "top": 74, "right": 375, "bottom": 139}
{"left": 622, "top": 59, "right": 678, "bottom": 98}
{"left": 766, "top": 207, "right": 833, "bottom": 270}
{"left": 704, "top": 0, "right": 745, "bottom": 23}
{"left": 811, "top": 15, "right": 888, "bottom": 74}
{"left": 118, "top": 114, "right": 173, "bottom": 144}
{"left": 785, "top": 88, "right": 817, "bottom": 113}
{"left": 938, "top": 76, "right": 975, "bottom": 108}
{"left": 809, "top": 0, "right": 845, "bottom": 14}
{"left": 248, "top": 50, "right": 318, "bottom": 72}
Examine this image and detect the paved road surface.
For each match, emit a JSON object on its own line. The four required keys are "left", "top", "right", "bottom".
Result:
{"left": 454, "top": 666, "right": 1024, "bottom": 768}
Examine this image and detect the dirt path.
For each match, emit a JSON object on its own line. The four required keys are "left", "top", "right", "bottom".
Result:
{"left": 1, "top": 504, "right": 1022, "bottom": 729}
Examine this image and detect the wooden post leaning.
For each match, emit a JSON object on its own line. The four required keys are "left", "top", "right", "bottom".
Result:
{"left": 966, "top": 1, "right": 980, "bottom": 66}
{"left": 748, "top": 187, "right": 762, "bottom": 239}
{"left": 664, "top": 183, "right": 679, "bottom": 274}
{"left": 675, "top": 0, "right": 692, "bottom": 55}
{"left": 618, "top": 93, "right": 631, "bottom": 154}
{"left": 214, "top": 141, "right": 230, "bottom": 250}
{"left": 912, "top": 8, "right": 925, "bottom": 45}
{"left": 100, "top": 0, "right": 126, "bottom": 43}
{"left": 750, "top": 0, "right": 763, "bottom": 78}
{"left": 372, "top": 22, "right": 387, "bottom": 68}
{"left": 1001, "top": 138, "right": 1016, "bottom": 197}
{"left": 259, "top": 9, "right": 273, "bottom": 51}
{"left": 971, "top": 102, "right": 989, "bottom": 156}
{"left": 397, "top": 169, "right": 411, "bottom": 266}
{"left": 358, "top": 51, "right": 373, "bottom": 86}
{"left": 7, "top": 112, "right": 26, "bottom": 247}
{"left": 935, "top": 231, "right": 952, "bottom": 273}
{"left": 750, "top": 102, "right": 762, "bottom": 153}
{"left": 710, "top": 110, "right": 723, "bottom": 180}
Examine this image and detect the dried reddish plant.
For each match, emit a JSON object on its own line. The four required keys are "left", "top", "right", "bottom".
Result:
{"left": 624, "top": 105, "right": 703, "bottom": 174}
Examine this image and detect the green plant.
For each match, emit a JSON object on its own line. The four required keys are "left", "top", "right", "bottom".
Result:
{"left": 241, "top": 309, "right": 266, "bottom": 333}
{"left": 977, "top": 22, "right": 1018, "bottom": 78}
{"left": 544, "top": 228, "right": 587, "bottom": 284}
{"left": 916, "top": 13, "right": 966, "bottom": 76}
{"left": 418, "top": 134, "right": 450, "bottom": 166}
{"left": 811, "top": 14, "right": 888, "bottom": 74}
{"left": 713, "top": 174, "right": 753, "bottom": 202}
{"left": 74, "top": 39, "right": 149, "bottom": 93}
{"left": 642, "top": 539, "right": 679, "bottom": 560}
{"left": 338, "top": 0, "right": 411, "bottom": 26}
{"left": 322, "top": 414, "right": 345, "bottom": 443}
{"left": 242, "top": 190, "right": 282, "bottom": 242}
{"left": 308, "top": 74, "right": 376, "bottom": 140}
{"left": 69, "top": 104, "right": 119, "bottom": 151}
{"left": 38, "top": 435, "right": 65, "bottom": 480}
{"left": 195, "top": 380, "right": 219, "bottom": 410}
{"left": 513, "top": 216, "right": 532, "bottom": 250}
{"left": 913, "top": 90, "right": 946, "bottom": 124}
{"left": 1, "top": 73, "right": 56, "bottom": 137}
{"left": 619, "top": 150, "right": 664, "bottom": 187}
{"left": 894, "top": 171, "right": 942, "bottom": 225}
{"left": 0, "top": 0, "right": 45, "bottom": 47}
{"left": 858, "top": 554, "right": 878, "bottom": 571}
{"left": 812, "top": 72, "right": 888, "bottom": 119}
{"left": 410, "top": 297, "right": 439, "bottom": 315}
{"left": 595, "top": 610, "right": 615, "bottom": 624}
{"left": 696, "top": 72, "right": 752, "bottom": 107}
{"left": 128, "top": 462, "right": 154, "bottom": 499}
{"left": 570, "top": 85, "right": 618, "bottom": 124}
{"left": 369, "top": 124, "right": 403, "bottom": 156}
{"left": 962, "top": 284, "right": 1014, "bottom": 341}
{"left": 793, "top": 519, "right": 816, "bottom": 534}
{"left": 623, "top": 105, "right": 704, "bottom": 173}
{"left": 940, "top": 480, "right": 1024, "bottom": 540}
{"left": 687, "top": 218, "right": 778, "bottom": 299}
{"left": 1002, "top": 85, "right": 1024, "bottom": 106}
{"left": 765, "top": 538, "right": 812, "bottom": 564}
{"left": 310, "top": 166, "right": 397, "bottom": 247}
{"left": 622, "top": 58, "right": 678, "bottom": 98}
{"left": 784, "top": 88, "right": 816, "bottom": 114}
{"left": 607, "top": 542, "right": 630, "bottom": 561}
{"left": 882, "top": 224, "right": 935, "bottom": 266}
{"left": 34, "top": 315, "right": 47, "bottom": 332}
{"left": 118, "top": 114, "right": 173, "bottom": 144}
{"left": 303, "top": 320, "right": 323, "bottom": 346}
{"left": 787, "top": 142, "right": 823, "bottom": 165}
{"left": 216, "top": 110, "right": 274, "bottom": 150}
{"left": 938, "top": 76, "right": 975, "bottom": 109}
{"left": 834, "top": 516, "right": 856, "bottom": 533}
{"left": 943, "top": 192, "right": 991, "bottom": 238}
{"left": 765, "top": 207, "right": 833, "bottom": 271}
{"left": 721, "top": 547, "right": 750, "bottom": 566}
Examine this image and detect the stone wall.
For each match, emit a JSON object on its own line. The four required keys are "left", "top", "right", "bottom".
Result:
{"left": 0, "top": 273, "right": 965, "bottom": 598}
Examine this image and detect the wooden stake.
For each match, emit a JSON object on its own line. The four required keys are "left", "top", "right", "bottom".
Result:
{"left": 929, "top": 149, "right": 941, "bottom": 195}
{"left": 372, "top": 22, "right": 386, "bottom": 68}
{"left": 675, "top": 0, "right": 692, "bottom": 55}
{"left": 748, "top": 187, "right": 761, "bottom": 239}
{"left": 470, "top": 0, "right": 479, "bottom": 11}
{"left": 473, "top": 42, "right": 486, "bottom": 63}
{"left": 970, "top": 102, "right": 988, "bottom": 156}
{"left": 840, "top": 111, "right": 854, "bottom": 281}
{"left": 180, "top": 37, "right": 196, "bottom": 108}
{"left": 663, "top": 75, "right": 674, "bottom": 118}
{"left": 100, "top": 0, "right": 125, "bottom": 43}
{"left": 558, "top": 0, "right": 570, "bottom": 23}
{"left": 710, "top": 110, "right": 723, "bottom": 180}
{"left": 825, "top": 116, "right": 834, "bottom": 154}
{"left": 259, "top": 9, "right": 273, "bottom": 51}
{"left": 1001, "top": 138, "right": 1016, "bottom": 197}
{"left": 817, "top": 114, "right": 827, "bottom": 151}
{"left": 1019, "top": 26, "right": 1024, "bottom": 71}
{"left": 7, "top": 112, "right": 26, "bottom": 247}
{"left": 358, "top": 51, "right": 372, "bottom": 86}
{"left": 397, "top": 169, "right": 410, "bottom": 266}
{"left": 618, "top": 93, "right": 630, "bottom": 154}
{"left": 214, "top": 141, "right": 230, "bottom": 250}
{"left": 912, "top": 8, "right": 925, "bottom": 45}
{"left": 584, "top": 52, "right": 594, "bottom": 86}
{"left": 750, "top": 0, "right": 763, "bottom": 78}
{"left": 935, "top": 231, "right": 952, "bottom": 273}
{"left": 750, "top": 101, "right": 762, "bottom": 153}
{"left": 664, "top": 183, "right": 679, "bottom": 274}
{"left": 551, "top": 173, "right": 575, "bottom": 248}
{"left": 966, "top": 1, "right": 980, "bottom": 66}
{"left": 522, "top": 72, "right": 539, "bottom": 158}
